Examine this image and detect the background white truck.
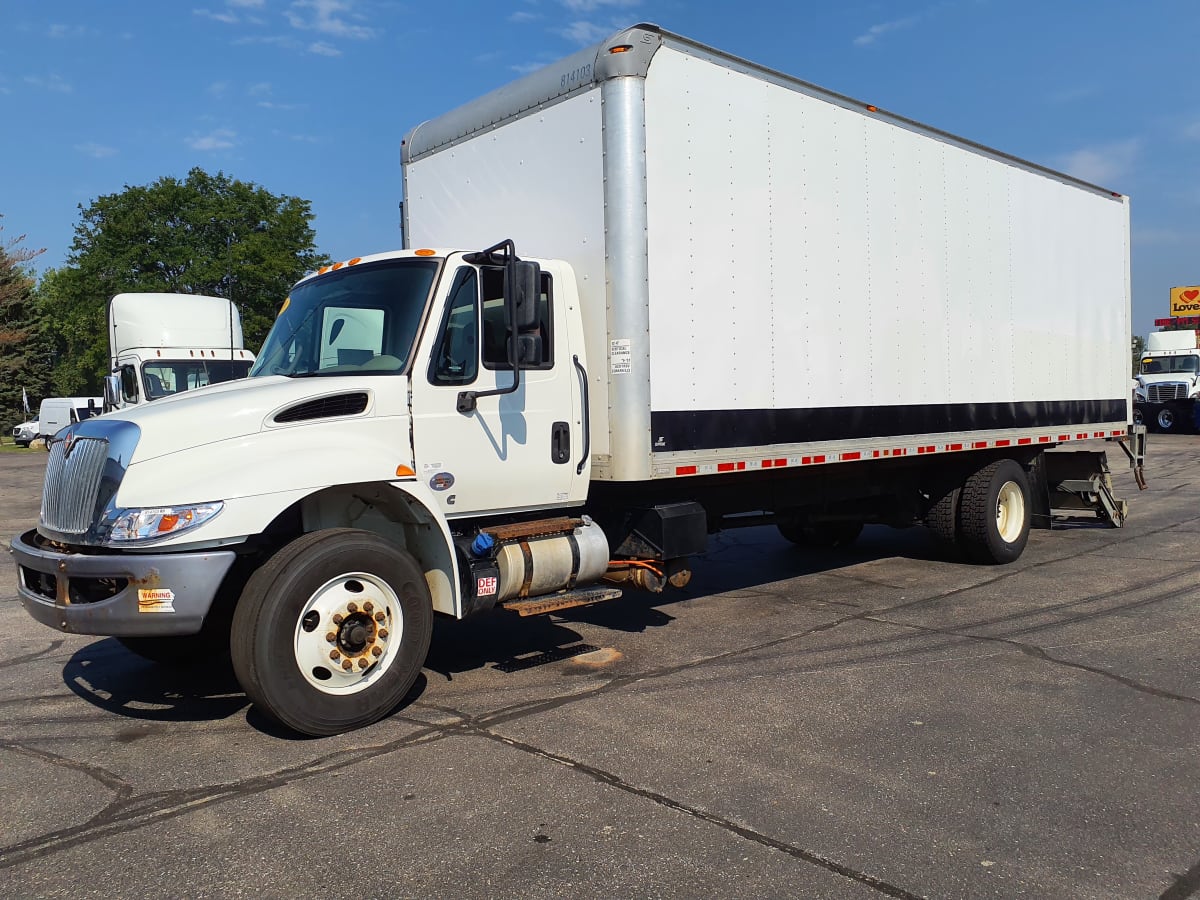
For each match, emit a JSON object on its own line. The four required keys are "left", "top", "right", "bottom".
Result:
{"left": 104, "top": 292, "right": 255, "bottom": 410}
{"left": 1133, "top": 330, "right": 1200, "bottom": 432}
{"left": 12, "top": 24, "right": 1139, "bottom": 736}
{"left": 36, "top": 397, "right": 102, "bottom": 445}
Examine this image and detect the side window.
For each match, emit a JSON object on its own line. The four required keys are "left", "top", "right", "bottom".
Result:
{"left": 430, "top": 268, "right": 479, "bottom": 385}
{"left": 481, "top": 268, "right": 554, "bottom": 370}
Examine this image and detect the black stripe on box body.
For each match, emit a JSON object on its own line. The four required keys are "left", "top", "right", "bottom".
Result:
{"left": 650, "top": 399, "right": 1128, "bottom": 453}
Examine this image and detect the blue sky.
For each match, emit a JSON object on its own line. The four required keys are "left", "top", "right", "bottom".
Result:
{"left": 2, "top": 0, "right": 1196, "bottom": 337}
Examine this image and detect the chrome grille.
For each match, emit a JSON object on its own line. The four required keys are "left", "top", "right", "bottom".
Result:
{"left": 1146, "top": 383, "right": 1188, "bottom": 402}
{"left": 41, "top": 436, "right": 109, "bottom": 534}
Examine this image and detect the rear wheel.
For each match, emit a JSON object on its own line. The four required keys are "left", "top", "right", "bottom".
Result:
{"left": 925, "top": 484, "right": 963, "bottom": 553}
{"left": 1157, "top": 407, "right": 1177, "bottom": 433}
{"left": 231, "top": 529, "right": 433, "bottom": 736}
{"left": 958, "top": 459, "right": 1031, "bottom": 564}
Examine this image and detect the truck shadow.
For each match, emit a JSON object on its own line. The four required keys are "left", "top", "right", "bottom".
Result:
{"left": 424, "top": 526, "right": 958, "bottom": 679}
{"left": 62, "top": 638, "right": 249, "bottom": 725}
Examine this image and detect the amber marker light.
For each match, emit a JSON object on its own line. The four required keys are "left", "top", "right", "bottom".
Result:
{"left": 279, "top": 297, "right": 291, "bottom": 316}
{"left": 348, "top": 257, "right": 362, "bottom": 265}
{"left": 866, "top": 105, "right": 878, "bottom": 112}
{"left": 414, "top": 248, "right": 436, "bottom": 257}
{"left": 395, "top": 465, "right": 416, "bottom": 478}
{"left": 609, "top": 44, "right": 633, "bottom": 53}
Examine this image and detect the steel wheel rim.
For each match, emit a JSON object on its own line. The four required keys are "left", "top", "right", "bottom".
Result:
{"left": 293, "top": 571, "right": 403, "bottom": 694}
{"left": 995, "top": 481, "right": 1025, "bottom": 544}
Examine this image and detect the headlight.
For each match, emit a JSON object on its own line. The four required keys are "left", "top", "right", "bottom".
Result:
{"left": 107, "top": 503, "right": 223, "bottom": 543}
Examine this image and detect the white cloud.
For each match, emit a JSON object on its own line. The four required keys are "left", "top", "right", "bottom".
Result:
{"left": 75, "top": 142, "right": 117, "bottom": 159}
{"left": 229, "top": 0, "right": 266, "bottom": 6}
{"left": 853, "top": 15, "right": 920, "bottom": 47}
{"left": 1183, "top": 120, "right": 1200, "bottom": 141}
{"left": 258, "top": 100, "right": 303, "bottom": 110}
{"left": 208, "top": 80, "right": 231, "bottom": 96}
{"left": 187, "top": 128, "right": 238, "bottom": 151}
{"left": 559, "top": 0, "right": 639, "bottom": 10}
{"left": 194, "top": 8, "right": 240, "bottom": 23}
{"left": 247, "top": 81, "right": 273, "bottom": 96}
{"left": 1054, "top": 138, "right": 1141, "bottom": 185}
{"left": 309, "top": 41, "right": 342, "bottom": 56}
{"left": 47, "top": 24, "right": 87, "bottom": 39}
{"left": 510, "top": 61, "right": 547, "bottom": 75}
{"left": 23, "top": 74, "right": 72, "bottom": 93}
{"left": 287, "top": 0, "right": 375, "bottom": 39}
{"left": 557, "top": 20, "right": 610, "bottom": 44}
{"left": 509, "top": 10, "right": 539, "bottom": 23}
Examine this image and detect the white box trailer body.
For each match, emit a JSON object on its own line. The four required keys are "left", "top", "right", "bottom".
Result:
{"left": 107, "top": 292, "right": 255, "bottom": 408}
{"left": 403, "top": 24, "right": 1131, "bottom": 482}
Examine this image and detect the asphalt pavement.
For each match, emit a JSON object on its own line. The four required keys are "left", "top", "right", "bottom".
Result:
{"left": 0, "top": 437, "right": 1197, "bottom": 899}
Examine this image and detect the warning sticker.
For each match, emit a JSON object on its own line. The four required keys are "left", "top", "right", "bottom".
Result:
{"left": 610, "top": 339, "right": 632, "bottom": 375}
{"left": 137, "top": 589, "right": 176, "bottom": 613}
{"left": 476, "top": 576, "right": 498, "bottom": 597}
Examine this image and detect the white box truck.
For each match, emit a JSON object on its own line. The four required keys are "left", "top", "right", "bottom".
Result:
{"left": 11, "top": 25, "right": 1141, "bottom": 736}
{"left": 1132, "top": 330, "right": 1200, "bottom": 432}
{"left": 37, "top": 397, "right": 102, "bottom": 445}
{"left": 104, "top": 292, "right": 255, "bottom": 410}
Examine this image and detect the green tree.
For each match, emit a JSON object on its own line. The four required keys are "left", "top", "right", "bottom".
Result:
{"left": 46, "top": 168, "right": 328, "bottom": 391}
{"left": 0, "top": 216, "right": 49, "bottom": 428}
{"left": 1131, "top": 334, "right": 1145, "bottom": 377}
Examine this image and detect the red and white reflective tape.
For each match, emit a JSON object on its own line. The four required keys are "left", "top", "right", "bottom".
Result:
{"left": 672, "top": 428, "right": 1128, "bottom": 477}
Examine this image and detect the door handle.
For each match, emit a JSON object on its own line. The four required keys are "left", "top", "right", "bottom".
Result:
{"left": 551, "top": 421, "right": 570, "bottom": 464}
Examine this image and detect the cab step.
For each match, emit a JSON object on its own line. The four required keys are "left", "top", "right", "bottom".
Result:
{"left": 502, "top": 586, "right": 623, "bottom": 617}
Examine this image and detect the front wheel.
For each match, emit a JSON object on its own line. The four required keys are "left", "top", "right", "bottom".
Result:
{"left": 958, "top": 459, "right": 1031, "bottom": 564}
{"left": 1157, "top": 407, "right": 1177, "bottom": 433}
{"left": 231, "top": 529, "right": 433, "bottom": 736}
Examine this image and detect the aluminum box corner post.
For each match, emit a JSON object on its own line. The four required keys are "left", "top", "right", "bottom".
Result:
{"left": 599, "top": 28, "right": 661, "bottom": 482}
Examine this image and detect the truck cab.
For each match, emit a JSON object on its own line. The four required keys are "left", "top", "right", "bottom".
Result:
{"left": 106, "top": 293, "right": 256, "bottom": 410}
{"left": 1133, "top": 331, "right": 1200, "bottom": 431}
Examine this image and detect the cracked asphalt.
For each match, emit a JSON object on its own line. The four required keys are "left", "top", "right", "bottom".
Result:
{"left": 1, "top": 438, "right": 1198, "bottom": 899}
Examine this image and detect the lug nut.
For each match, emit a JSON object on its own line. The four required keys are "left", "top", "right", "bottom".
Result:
{"left": 325, "top": 632, "right": 337, "bottom": 643}
{"left": 347, "top": 602, "right": 358, "bottom": 613}
{"left": 371, "top": 646, "right": 383, "bottom": 657}
{"left": 374, "top": 612, "right": 385, "bottom": 623}
{"left": 332, "top": 613, "right": 344, "bottom": 625}
{"left": 378, "top": 629, "right": 388, "bottom": 640}
{"left": 358, "top": 658, "right": 369, "bottom": 669}
{"left": 329, "top": 649, "right": 340, "bottom": 660}
{"left": 364, "top": 601, "right": 374, "bottom": 612}
{"left": 341, "top": 659, "right": 353, "bottom": 670}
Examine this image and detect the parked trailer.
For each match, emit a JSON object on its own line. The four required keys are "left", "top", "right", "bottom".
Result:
{"left": 12, "top": 25, "right": 1141, "bottom": 736}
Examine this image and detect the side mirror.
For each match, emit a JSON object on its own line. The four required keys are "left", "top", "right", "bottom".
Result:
{"left": 515, "top": 333, "right": 542, "bottom": 366}
{"left": 103, "top": 374, "right": 120, "bottom": 413}
{"left": 506, "top": 260, "right": 541, "bottom": 331}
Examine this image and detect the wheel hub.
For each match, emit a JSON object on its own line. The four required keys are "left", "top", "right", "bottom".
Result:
{"left": 293, "top": 574, "right": 401, "bottom": 693}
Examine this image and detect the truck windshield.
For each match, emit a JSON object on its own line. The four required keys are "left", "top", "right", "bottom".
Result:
{"left": 250, "top": 258, "right": 439, "bottom": 378}
{"left": 1141, "top": 356, "right": 1200, "bottom": 375}
{"left": 143, "top": 360, "right": 253, "bottom": 399}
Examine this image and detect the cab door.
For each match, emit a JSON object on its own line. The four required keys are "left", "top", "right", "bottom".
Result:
{"left": 409, "top": 262, "right": 579, "bottom": 518}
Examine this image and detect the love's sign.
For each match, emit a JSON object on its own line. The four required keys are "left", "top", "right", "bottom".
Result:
{"left": 1171, "top": 286, "right": 1200, "bottom": 316}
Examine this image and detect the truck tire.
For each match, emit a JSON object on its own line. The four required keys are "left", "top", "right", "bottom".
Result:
{"left": 778, "top": 521, "right": 863, "bottom": 548}
{"left": 925, "top": 485, "right": 963, "bottom": 551}
{"left": 231, "top": 529, "right": 433, "bottom": 736}
{"left": 1156, "top": 407, "right": 1177, "bottom": 433}
{"left": 958, "top": 459, "right": 1031, "bottom": 564}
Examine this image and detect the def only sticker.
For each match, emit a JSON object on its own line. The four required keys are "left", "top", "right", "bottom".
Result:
{"left": 137, "top": 589, "right": 176, "bottom": 613}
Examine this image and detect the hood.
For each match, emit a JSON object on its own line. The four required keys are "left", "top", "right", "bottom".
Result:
{"left": 1137, "top": 372, "right": 1199, "bottom": 386}
{"left": 109, "top": 374, "right": 405, "bottom": 463}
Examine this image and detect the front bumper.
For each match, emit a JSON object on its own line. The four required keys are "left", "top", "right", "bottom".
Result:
{"left": 10, "top": 529, "right": 236, "bottom": 636}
